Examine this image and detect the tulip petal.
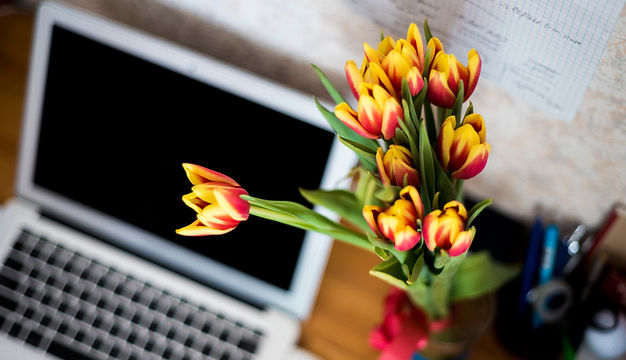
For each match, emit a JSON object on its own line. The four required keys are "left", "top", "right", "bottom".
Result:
{"left": 400, "top": 185, "right": 424, "bottom": 220}
{"left": 448, "top": 227, "right": 476, "bottom": 256}
{"left": 376, "top": 36, "right": 396, "bottom": 58}
{"left": 358, "top": 95, "right": 385, "bottom": 135}
{"left": 214, "top": 187, "right": 250, "bottom": 221}
{"left": 406, "top": 23, "right": 425, "bottom": 71}
{"left": 465, "top": 49, "right": 481, "bottom": 100}
{"left": 443, "top": 200, "right": 468, "bottom": 221}
{"left": 334, "top": 102, "right": 379, "bottom": 139}
{"left": 381, "top": 97, "right": 402, "bottom": 140}
{"left": 426, "top": 37, "right": 443, "bottom": 71}
{"left": 437, "top": 116, "right": 456, "bottom": 170}
{"left": 426, "top": 70, "right": 456, "bottom": 108}
{"left": 364, "top": 42, "right": 384, "bottom": 64}
{"left": 451, "top": 142, "right": 490, "bottom": 180}
{"left": 383, "top": 50, "right": 411, "bottom": 91}
{"left": 376, "top": 148, "right": 391, "bottom": 186}
{"left": 369, "top": 62, "right": 397, "bottom": 98}
{"left": 198, "top": 205, "right": 240, "bottom": 230}
{"left": 363, "top": 205, "right": 385, "bottom": 238}
{"left": 175, "top": 219, "right": 234, "bottom": 236}
{"left": 423, "top": 210, "right": 442, "bottom": 252}
{"left": 182, "top": 163, "right": 239, "bottom": 187}
{"left": 448, "top": 123, "right": 480, "bottom": 171}
{"left": 393, "top": 226, "right": 420, "bottom": 251}
{"left": 345, "top": 60, "right": 362, "bottom": 100}
{"left": 407, "top": 67, "right": 424, "bottom": 96}
{"left": 377, "top": 213, "right": 403, "bottom": 243}
{"left": 181, "top": 192, "right": 208, "bottom": 213}
{"left": 462, "top": 113, "right": 486, "bottom": 143}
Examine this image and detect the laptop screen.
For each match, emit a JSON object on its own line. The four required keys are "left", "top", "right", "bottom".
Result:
{"left": 24, "top": 17, "right": 343, "bottom": 315}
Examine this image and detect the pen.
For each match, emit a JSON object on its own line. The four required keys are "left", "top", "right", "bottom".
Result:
{"left": 532, "top": 224, "right": 559, "bottom": 328}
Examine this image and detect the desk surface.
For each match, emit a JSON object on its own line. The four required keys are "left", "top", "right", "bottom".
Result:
{"left": 0, "top": 12, "right": 523, "bottom": 360}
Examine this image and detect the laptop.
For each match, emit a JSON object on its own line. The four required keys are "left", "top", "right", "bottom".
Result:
{"left": 0, "top": 1, "right": 356, "bottom": 359}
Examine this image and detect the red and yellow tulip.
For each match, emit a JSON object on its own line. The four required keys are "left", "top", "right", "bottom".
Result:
{"left": 176, "top": 163, "right": 250, "bottom": 236}
{"left": 426, "top": 41, "right": 481, "bottom": 108}
{"left": 376, "top": 145, "right": 420, "bottom": 188}
{"left": 423, "top": 201, "right": 475, "bottom": 257}
{"left": 335, "top": 84, "right": 403, "bottom": 140}
{"left": 363, "top": 186, "right": 424, "bottom": 251}
{"left": 336, "top": 23, "right": 428, "bottom": 140}
{"left": 437, "top": 114, "right": 490, "bottom": 180}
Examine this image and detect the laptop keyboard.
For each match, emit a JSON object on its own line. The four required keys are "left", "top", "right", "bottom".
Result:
{"left": 0, "top": 228, "right": 264, "bottom": 360}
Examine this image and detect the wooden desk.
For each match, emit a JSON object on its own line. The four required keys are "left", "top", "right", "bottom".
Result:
{"left": 0, "top": 12, "right": 522, "bottom": 360}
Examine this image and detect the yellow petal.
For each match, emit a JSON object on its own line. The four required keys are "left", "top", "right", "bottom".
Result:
{"left": 462, "top": 113, "right": 486, "bottom": 143}
{"left": 182, "top": 163, "right": 239, "bottom": 187}
{"left": 437, "top": 116, "right": 456, "bottom": 170}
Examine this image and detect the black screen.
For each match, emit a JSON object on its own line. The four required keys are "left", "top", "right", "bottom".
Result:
{"left": 33, "top": 26, "right": 334, "bottom": 291}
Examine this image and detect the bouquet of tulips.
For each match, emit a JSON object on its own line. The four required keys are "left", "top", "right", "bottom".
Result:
{"left": 176, "top": 20, "right": 518, "bottom": 356}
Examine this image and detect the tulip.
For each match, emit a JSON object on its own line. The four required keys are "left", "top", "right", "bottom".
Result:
{"left": 376, "top": 145, "right": 420, "bottom": 188}
{"left": 381, "top": 39, "right": 424, "bottom": 95}
{"left": 369, "top": 287, "right": 429, "bottom": 354}
{"left": 334, "top": 84, "right": 402, "bottom": 140}
{"left": 426, "top": 44, "right": 481, "bottom": 108}
{"left": 437, "top": 114, "right": 490, "bottom": 180}
{"left": 423, "top": 200, "right": 475, "bottom": 257}
{"left": 363, "top": 186, "right": 424, "bottom": 251}
{"left": 176, "top": 163, "right": 250, "bottom": 236}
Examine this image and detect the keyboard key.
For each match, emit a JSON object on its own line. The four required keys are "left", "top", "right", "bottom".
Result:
{"left": 0, "top": 272, "right": 19, "bottom": 291}
{"left": 4, "top": 255, "right": 24, "bottom": 272}
{"left": 8, "top": 322, "right": 22, "bottom": 337}
{"left": 48, "top": 339, "right": 94, "bottom": 360}
{"left": 0, "top": 293, "right": 18, "bottom": 311}
{"left": 238, "top": 336, "right": 259, "bottom": 353}
{"left": 25, "top": 329, "right": 43, "bottom": 347}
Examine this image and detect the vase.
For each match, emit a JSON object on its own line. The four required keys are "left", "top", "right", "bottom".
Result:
{"left": 416, "top": 294, "right": 496, "bottom": 360}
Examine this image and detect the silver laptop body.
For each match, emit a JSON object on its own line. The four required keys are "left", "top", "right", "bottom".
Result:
{"left": 0, "top": 2, "right": 355, "bottom": 359}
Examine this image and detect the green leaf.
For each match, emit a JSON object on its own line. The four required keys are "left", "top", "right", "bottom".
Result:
{"left": 422, "top": 47, "right": 432, "bottom": 80}
{"left": 424, "top": 248, "right": 444, "bottom": 275}
{"left": 423, "top": 99, "right": 437, "bottom": 147}
{"left": 337, "top": 135, "right": 378, "bottom": 172}
{"left": 394, "top": 126, "right": 409, "bottom": 147}
{"left": 424, "top": 18, "right": 433, "bottom": 43}
{"left": 408, "top": 248, "right": 425, "bottom": 283}
{"left": 398, "top": 104, "right": 419, "bottom": 163}
{"left": 433, "top": 157, "right": 457, "bottom": 204}
{"left": 401, "top": 79, "right": 420, "bottom": 138}
{"left": 311, "top": 64, "right": 346, "bottom": 105}
{"left": 374, "top": 246, "right": 390, "bottom": 260}
{"left": 374, "top": 185, "right": 401, "bottom": 203}
{"left": 466, "top": 198, "right": 492, "bottom": 228}
{"left": 418, "top": 120, "right": 436, "bottom": 202}
{"left": 453, "top": 80, "right": 464, "bottom": 125}
{"left": 464, "top": 101, "right": 474, "bottom": 118}
{"left": 313, "top": 97, "right": 379, "bottom": 153}
{"left": 450, "top": 251, "right": 521, "bottom": 302}
{"left": 412, "top": 79, "right": 428, "bottom": 120}
{"left": 299, "top": 188, "right": 370, "bottom": 233}
{"left": 431, "top": 191, "right": 440, "bottom": 211}
{"left": 370, "top": 257, "right": 409, "bottom": 289}
{"left": 428, "top": 251, "right": 468, "bottom": 318}
{"left": 244, "top": 195, "right": 373, "bottom": 251}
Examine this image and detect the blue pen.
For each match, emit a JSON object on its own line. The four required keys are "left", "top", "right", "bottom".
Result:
{"left": 519, "top": 218, "right": 544, "bottom": 316}
{"left": 532, "top": 224, "right": 559, "bottom": 328}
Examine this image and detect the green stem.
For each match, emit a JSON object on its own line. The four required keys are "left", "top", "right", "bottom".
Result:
{"left": 248, "top": 204, "right": 374, "bottom": 252}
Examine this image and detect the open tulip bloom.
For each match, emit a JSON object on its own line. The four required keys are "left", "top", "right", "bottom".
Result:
{"left": 176, "top": 20, "right": 519, "bottom": 348}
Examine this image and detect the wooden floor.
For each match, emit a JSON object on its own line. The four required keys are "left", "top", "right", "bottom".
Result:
{"left": 0, "top": 11, "right": 524, "bottom": 360}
